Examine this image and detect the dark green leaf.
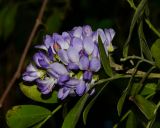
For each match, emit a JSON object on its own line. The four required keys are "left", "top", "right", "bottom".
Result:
{"left": 83, "top": 82, "right": 109, "bottom": 125}
{"left": 46, "top": 10, "right": 62, "bottom": 33}
{"left": 138, "top": 21, "right": 153, "bottom": 61}
{"left": 19, "top": 82, "right": 58, "bottom": 103}
{"left": 133, "top": 95, "right": 156, "bottom": 120}
{"left": 123, "top": 0, "right": 147, "bottom": 57}
{"left": 117, "top": 91, "right": 128, "bottom": 116}
{"left": 98, "top": 36, "right": 113, "bottom": 76}
{"left": 126, "top": 111, "right": 137, "bottom": 128}
{"left": 62, "top": 93, "right": 89, "bottom": 128}
{"left": 3, "top": 4, "right": 18, "bottom": 40}
{"left": 6, "top": 105, "right": 51, "bottom": 128}
{"left": 151, "top": 39, "right": 160, "bottom": 68}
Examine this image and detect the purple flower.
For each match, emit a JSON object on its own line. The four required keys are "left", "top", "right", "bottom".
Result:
{"left": 36, "top": 77, "right": 57, "bottom": 94}
{"left": 22, "top": 25, "right": 115, "bottom": 100}
{"left": 22, "top": 63, "right": 45, "bottom": 82}
{"left": 33, "top": 51, "right": 51, "bottom": 68}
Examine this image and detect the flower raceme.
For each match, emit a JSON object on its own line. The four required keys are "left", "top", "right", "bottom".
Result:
{"left": 22, "top": 25, "right": 115, "bottom": 100}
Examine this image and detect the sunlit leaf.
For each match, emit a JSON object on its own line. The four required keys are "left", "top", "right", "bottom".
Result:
{"left": 19, "top": 82, "right": 58, "bottom": 103}
{"left": 62, "top": 93, "right": 89, "bottom": 128}
{"left": 141, "top": 83, "right": 157, "bottom": 96}
{"left": 83, "top": 82, "right": 109, "bottom": 125}
{"left": 98, "top": 36, "right": 113, "bottom": 76}
{"left": 133, "top": 95, "right": 156, "bottom": 120}
{"left": 123, "top": 0, "right": 147, "bottom": 57}
{"left": 6, "top": 105, "right": 51, "bottom": 128}
{"left": 151, "top": 39, "right": 160, "bottom": 68}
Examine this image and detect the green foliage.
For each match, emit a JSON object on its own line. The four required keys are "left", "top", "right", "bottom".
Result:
{"left": 126, "top": 111, "right": 137, "bottom": 128}
{"left": 62, "top": 94, "right": 89, "bottom": 128}
{"left": 151, "top": 39, "right": 160, "bottom": 68}
{"left": 6, "top": 105, "right": 51, "bottom": 128}
{"left": 19, "top": 82, "right": 58, "bottom": 103}
{"left": 132, "top": 95, "right": 156, "bottom": 120}
{"left": 0, "top": 4, "right": 18, "bottom": 40}
{"left": 98, "top": 36, "right": 113, "bottom": 77}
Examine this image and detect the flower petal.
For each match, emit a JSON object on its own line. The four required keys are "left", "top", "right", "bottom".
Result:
{"left": 71, "top": 26, "right": 82, "bottom": 38}
{"left": 49, "top": 62, "right": 69, "bottom": 75}
{"left": 58, "top": 49, "right": 69, "bottom": 65}
{"left": 71, "top": 37, "right": 83, "bottom": 52}
{"left": 97, "top": 28, "right": 106, "bottom": 43}
{"left": 58, "top": 87, "right": 70, "bottom": 100}
{"left": 76, "top": 80, "right": 86, "bottom": 96}
{"left": 82, "top": 25, "right": 92, "bottom": 37}
{"left": 83, "top": 71, "right": 92, "bottom": 82}
{"left": 83, "top": 37, "right": 94, "bottom": 54}
{"left": 89, "top": 57, "right": 101, "bottom": 72}
{"left": 67, "top": 47, "right": 80, "bottom": 63}
{"left": 79, "top": 55, "right": 89, "bottom": 70}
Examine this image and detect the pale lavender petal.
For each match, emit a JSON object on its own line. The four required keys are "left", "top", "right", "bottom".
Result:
{"left": 44, "top": 35, "right": 53, "bottom": 48}
{"left": 35, "top": 45, "right": 48, "bottom": 51}
{"left": 104, "top": 28, "right": 115, "bottom": 43}
{"left": 71, "top": 26, "right": 82, "bottom": 38}
{"left": 92, "top": 44, "right": 99, "bottom": 58}
{"left": 83, "top": 71, "right": 92, "bottom": 82}
{"left": 92, "top": 31, "right": 98, "bottom": 43}
{"left": 79, "top": 55, "right": 89, "bottom": 70}
{"left": 26, "top": 63, "right": 37, "bottom": 72}
{"left": 76, "top": 80, "right": 86, "bottom": 96}
{"left": 89, "top": 57, "right": 101, "bottom": 72}
{"left": 71, "top": 37, "right": 83, "bottom": 52}
{"left": 65, "top": 78, "right": 79, "bottom": 87}
{"left": 83, "top": 37, "right": 94, "bottom": 54}
{"left": 82, "top": 25, "right": 92, "bottom": 37}
{"left": 58, "top": 49, "right": 69, "bottom": 65}
{"left": 97, "top": 28, "right": 106, "bottom": 43}
{"left": 49, "top": 62, "right": 69, "bottom": 75}
{"left": 67, "top": 47, "right": 80, "bottom": 63}
{"left": 22, "top": 75, "right": 37, "bottom": 81}
{"left": 62, "top": 32, "right": 71, "bottom": 44}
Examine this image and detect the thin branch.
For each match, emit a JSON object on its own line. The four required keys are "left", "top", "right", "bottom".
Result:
{"left": 0, "top": 0, "right": 48, "bottom": 108}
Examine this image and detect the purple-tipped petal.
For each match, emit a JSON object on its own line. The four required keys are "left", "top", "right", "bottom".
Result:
{"left": 83, "top": 71, "right": 93, "bottom": 82}
{"left": 79, "top": 55, "right": 89, "bottom": 70}
{"left": 71, "top": 37, "right": 83, "bottom": 52}
{"left": 67, "top": 47, "right": 80, "bottom": 63}
{"left": 76, "top": 80, "right": 86, "bottom": 96}
{"left": 49, "top": 62, "right": 69, "bottom": 75}
{"left": 62, "top": 32, "right": 71, "bottom": 44}
{"left": 83, "top": 37, "right": 94, "bottom": 55}
{"left": 82, "top": 25, "right": 92, "bottom": 37}
{"left": 58, "top": 87, "right": 70, "bottom": 100}
{"left": 58, "top": 49, "right": 69, "bottom": 65}
{"left": 67, "top": 63, "right": 79, "bottom": 70}
{"left": 22, "top": 75, "right": 37, "bottom": 82}
{"left": 58, "top": 75, "right": 70, "bottom": 83}
{"left": 44, "top": 35, "right": 53, "bottom": 48}
{"left": 33, "top": 52, "right": 50, "bottom": 68}
{"left": 89, "top": 57, "right": 101, "bottom": 72}
{"left": 92, "top": 44, "right": 99, "bottom": 58}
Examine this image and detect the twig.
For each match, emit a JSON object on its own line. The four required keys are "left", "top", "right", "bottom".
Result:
{"left": 0, "top": 0, "right": 48, "bottom": 108}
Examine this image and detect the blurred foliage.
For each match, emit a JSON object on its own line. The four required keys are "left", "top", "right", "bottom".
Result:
{"left": 1, "top": 0, "right": 160, "bottom": 128}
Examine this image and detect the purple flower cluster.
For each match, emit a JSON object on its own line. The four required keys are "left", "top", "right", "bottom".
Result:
{"left": 22, "top": 25, "right": 115, "bottom": 100}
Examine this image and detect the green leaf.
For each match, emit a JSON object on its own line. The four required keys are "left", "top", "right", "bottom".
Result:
{"left": 123, "top": 0, "right": 147, "bottom": 57}
{"left": 141, "top": 83, "right": 157, "bottom": 96}
{"left": 62, "top": 93, "right": 89, "bottom": 128}
{"left": 133, "top": 95, "right": 156, "bottom": 120}
{"left": 6, "top": 105, "right": 51, "bottom": 128}
{"left": 98, "top": 36, "right": 113, "bottom": 76}
{"left": 3, "top": 4, "right": 18, "bottom": 40}
{"left": 83, "top": 82, "right": 109, "bottom": 125}
{"left": 45, "top": 10, "right": 62, "bottom": 33}
{"left": 0, "top": 6, "right": 9, "bottom": 37}
{"left": 19, "top": 82, "right": 58, "bottom": 103}
{"left": 126, "top": 111, "right": 137, "bottom": 128}
{"left": 117, "top": 91, "right": 128, "bottom": 116}
{"left": 138, "top": 21, "right": 153, "bottom": 61}
{"left": 151, "top": 39, "right": 160, "bottom": 68}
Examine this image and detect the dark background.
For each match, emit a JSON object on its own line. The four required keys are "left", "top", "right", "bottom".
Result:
{"left": 0, "top": 0, "right": 160, "bottom": 127}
